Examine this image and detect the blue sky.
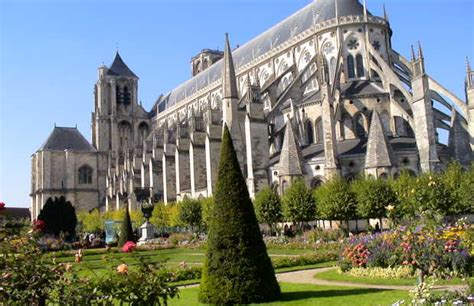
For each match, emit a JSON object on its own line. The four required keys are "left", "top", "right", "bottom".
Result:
{"left": 1, "top": 0, "right": 473, "bottom": 208}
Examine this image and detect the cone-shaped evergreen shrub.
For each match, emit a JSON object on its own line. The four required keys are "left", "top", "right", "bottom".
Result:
{"left": 199, "top": 125, "right": 280, "bottom": 304}
{"left": 118, "top": 207, "right": 135, "bottom": 247}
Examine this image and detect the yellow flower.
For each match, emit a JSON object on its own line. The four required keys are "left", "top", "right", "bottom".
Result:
{"left": 117, "top": 263, "right": 128, "bottom": 274}
{"left": 386, "top": 205, "right": 395, "bottom": 212}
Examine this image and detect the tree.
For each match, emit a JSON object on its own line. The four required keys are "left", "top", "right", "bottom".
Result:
{"left": 199, "top": 125, "right": 280, "bottom": 304}
{"left": 314, "top": 176, "right": 356, "bottom": 231}
{"left": 282, "top": 179, "right": 315, "bottom": 232}
{"left": 118, "top": 207, "right": 134, "bottom": 247}
{"left": 253, "top": 187, "right": 282, "bottom": 236}
{"left": 352, "top": 177, "right": 396, "bottom": 221}
{"left": 200, "top": 197, "right": 214, "bottom": 231}
{"left": 178, "top": 197, "right": 202, "bottom": 232}
{"left": 77, "top": 209, "right": 103, "bottom": 233}
{"left": 441, "top": 161, "right": 474, "bottom": 215}
{"left": 37, "top": 196, "right": 77, "bottom": 240}
{"left": 150, "top": 202, "right": 171, "bottom": 230}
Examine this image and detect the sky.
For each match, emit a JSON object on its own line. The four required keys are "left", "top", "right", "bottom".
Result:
{"left": 1, "top": 0, "right": 473, "bottom": 208}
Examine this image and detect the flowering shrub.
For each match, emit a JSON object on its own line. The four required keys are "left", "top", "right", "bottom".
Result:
{"left": 339, "top": 216, "right": 472, "bottom": 279}
{"left": 121, "top": 240, "right": 136, "bottom": 253}
{"left": 33, "top": 219, "right": 46, "bottom": 232}
{"left": 0, "top": 202, "right": 5, "bottom": 211}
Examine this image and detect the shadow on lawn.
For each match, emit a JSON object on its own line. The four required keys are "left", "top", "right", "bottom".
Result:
{"left": 279, "top": 288, "right": 390, "bottom": 302}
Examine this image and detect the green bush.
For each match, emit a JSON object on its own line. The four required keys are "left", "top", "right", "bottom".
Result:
{"left": 253, "top": 187, "right": 283, "bottom": 235}
{"left": 77, "top": 209, "right": 103, "bottom": 234}
{"left": 118, "top": 207, "right": 134, "bottom": 247}
{"left": 37, "top": 196, "right": 77, "bottom": 240}
{"left": 282, "top": 179, "right": 316, "bottom": 232}
{"left": 199, "top": 125, "right": 280, "bottom": 304}
{"left": 314, "top": 176, "right": 356, "bottom": 230}
{"left": 306, "top": 228, "right": 345, "bottom": 243}
{"left": 200, "top": 197, "right": 214, "bottom": 231}
{"left": 178, "top": 197, "right": 202, "bottom": 232}
{"left": 441, "top": 162, "right": 474, "bottom": 215}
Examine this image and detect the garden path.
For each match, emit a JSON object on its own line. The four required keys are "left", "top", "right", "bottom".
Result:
{"left": 277, "top": 268, "right": 468, "bottom": 292}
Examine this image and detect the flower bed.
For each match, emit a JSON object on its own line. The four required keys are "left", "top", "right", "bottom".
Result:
{"left": 339, "top": 217, "right": 473, "bottom": 280}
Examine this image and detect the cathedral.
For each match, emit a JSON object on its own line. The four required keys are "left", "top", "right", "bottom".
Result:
{"left": 31, "top": 0, "right": 474, "bottom": 219}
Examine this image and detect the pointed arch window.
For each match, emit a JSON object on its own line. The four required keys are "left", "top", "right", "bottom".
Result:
{"left": 347, "top": 55, "right": 356, "bottom": 79}
{"left": 305, "top": 120, "right": 314, "bottom": 144}
{"left": 315, "top": 117, "right": 324, "bottom": 144}
{"left": 78, "top": 165, "right": 93, "bottom": 185}
{"left": 138, "top": 122, "right": 149, "bottom": 147}
{"left": 356, "top": 54, "right": 365, "bottom": 78}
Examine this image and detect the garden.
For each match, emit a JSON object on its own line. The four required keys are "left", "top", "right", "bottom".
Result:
{"left": 1, "top": 128, "right": 473, "bottom": 305}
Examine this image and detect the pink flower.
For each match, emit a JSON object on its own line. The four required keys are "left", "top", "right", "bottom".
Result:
{"left": 0, "top": 202, "right": 5, "bottom": 211}
{"left": 121, "top": 241, "right": 136, "bottom": 253}
{"left": 33, "top": 219, "right": 46, "bottom": 232}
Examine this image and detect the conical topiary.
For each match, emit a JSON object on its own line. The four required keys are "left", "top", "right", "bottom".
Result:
{"left": 199, "top": 125, "right": 280, "bottom": 304}
{"left": 118, "top": 206, "right": 134, "bottom": 247}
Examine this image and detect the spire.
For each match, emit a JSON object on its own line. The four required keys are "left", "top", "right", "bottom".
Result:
{"left": 222, "top": 33, "right": 238, "bottom": 99}
{"left": 362, "top": 0, "right": 368, "bottom": 21}
{"left": 467, "top": 57, "right": 471, "bottom": 73}
{"left": 335, "top": 0, "right": 339, "bottom": 23}
{"left": 417, "top": 41, "right": 424, "bottom": 59}
{"left": 278, "top": 119, "right": 304, "bottom": 176}
{"left": 383, "top": 3, "right": 389, "bottom": 21}
{"left": 410, "top": 45, "right": 416, "bottom": 62}
{"left": 106, "top": 52, "right": 138, "bottom": 78}
{"left": 365, "top": 111, "right": 394, "bottom": 169}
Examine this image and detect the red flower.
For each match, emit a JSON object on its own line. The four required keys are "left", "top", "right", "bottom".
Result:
{"left": 0, "top": 202, "right": 5, "bottom": 211}
{"left": 121, "top": 241, "right": 136, "bottom": 253}
{"left": 33, "top": 219, "right": 46, "bottom": 232}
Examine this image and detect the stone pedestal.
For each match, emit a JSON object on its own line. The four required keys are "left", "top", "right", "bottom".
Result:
{"left": 138, "top": 221, "right": 155, "bottom": 245}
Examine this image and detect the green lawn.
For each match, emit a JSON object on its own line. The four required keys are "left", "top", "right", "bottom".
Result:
{"left": 168, "top": 283, "right": 409, "bottom": 306}
{"left": 53, "top": 247, "right": 316, "bottom": 278}
{"left": 315, "top": 268, "right": 472, "bottom": 286}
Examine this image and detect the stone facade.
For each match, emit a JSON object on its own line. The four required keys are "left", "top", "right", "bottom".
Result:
{"left": 31, "top": 0, "right": 473, "bottom": 218}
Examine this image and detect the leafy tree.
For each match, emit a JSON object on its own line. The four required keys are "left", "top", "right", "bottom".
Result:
{"left": 390, "top": 171, "right": 416, "bottom": 218}
{"left": 168, "top": 203, "right": 183, "bottom": 227}
{"left": 253, "top": 187, "right": 283, "bottom": 236}
{"left": 314, "top": 176, "right": 356, "bottom": 230}
{"left": 150, "top": 202, "right": 171, "bottom": 230}
{"left": 200, "top": 197, "right": 215, "bottom": 231}
{"left": 282, "top": 179, "right": 316, "bottom": 232}
{"left": 441, "top": 161, "right": 474, "bottom": 215}
{"left": 178, "top": 197, "right": 202, "bottom": 232}
{"left": 199, "top": 125, "right": 280, "bottom": 304}
{"left": 352, "top": 177, "right": 396, "bottom": 220}
{"left": 37, "top": 196, "right": 77, "bottom": 240}
{"left": 405, "top": 173, "right": 452, "bottom": 217}
{"left": 118, "top": 207, "right": 134, "bottom": 247}
{"left": 77, "top": 209, "right": 103, "bottom": 233}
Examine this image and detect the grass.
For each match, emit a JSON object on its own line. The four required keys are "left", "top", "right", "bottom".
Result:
{"left": 56, "top": 247, "right": 318, "bottom": 278}
{"left": 315, "top": 268, "right": 472, "bottom": 286}
{"left": 168, "top": 283, "right": 409, "bottom": 306}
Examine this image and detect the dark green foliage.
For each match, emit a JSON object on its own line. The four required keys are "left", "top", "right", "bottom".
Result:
{"left": 199, "top": 125, "right": 280, "bottom": 304}
{"left": 352, "top": 177, "right": 396, "bottom": 219}
{"left": 118, "top": 207, "right": 134, "bottom": 247}
{"left": 37, "top": 196, "right": 77, "bottom": 240}
{"left": 314, "top": 176, "right": 356, "bottom": 224}
{"left": 254, "top": 186, "right": 283, "bottom": 235}
{"left": 200, "top": 197, "right": 214, "bottom": 231}
{"left": 282, "top": 179, "right": 316, "bottom": 231}
{"left": 178, "top": 197, "right": 202, "bottom": 232}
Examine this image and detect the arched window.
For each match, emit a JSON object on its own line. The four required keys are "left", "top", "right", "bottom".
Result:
{"left": 305, "top": 120, "right": 314, "bottom": 144}
{"left": 329, "top": 57, "right": 337, "bottom": 84}
{"left": 78, "top": 165, "right": 93, "bottom": 185}
{"left": 356, "top": 54, "right": 365, "bottom": 78}
{"left": 138, "top": 122, "right": 149, "bottom": 147}
{"left": 354, "top": 113, "right": 366, "bottom": 137}
{"left": 118, "top": 121, "right": 133, "bottom": 152}
{"left": 347, "top": 55, "right": 356, "bottom": 79}
{"left": 315, "top": 117, "right": 323, "bottom": 144}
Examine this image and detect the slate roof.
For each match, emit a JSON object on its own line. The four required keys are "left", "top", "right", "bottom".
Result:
{"left": 38, "top": 127, "right": 96, "bottom": 152}
{"left": 365, "top": 111, "right": 393, "bottom": 168}
{"left": 106, "top": 52, "right": 138, "bottom": 78}
{"left": 158, "top": 0, "right": 367, "bottom": 110}
{"left": 2, "top": 208, "right": 30, "bottom": 221}
{"left": 278, "top": 121, "right": 305, "bottom": 175}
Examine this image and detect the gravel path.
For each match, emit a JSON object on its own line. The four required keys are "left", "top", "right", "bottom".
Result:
{"left": 277, "top": 268, "right": 468, "bottom": 291}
